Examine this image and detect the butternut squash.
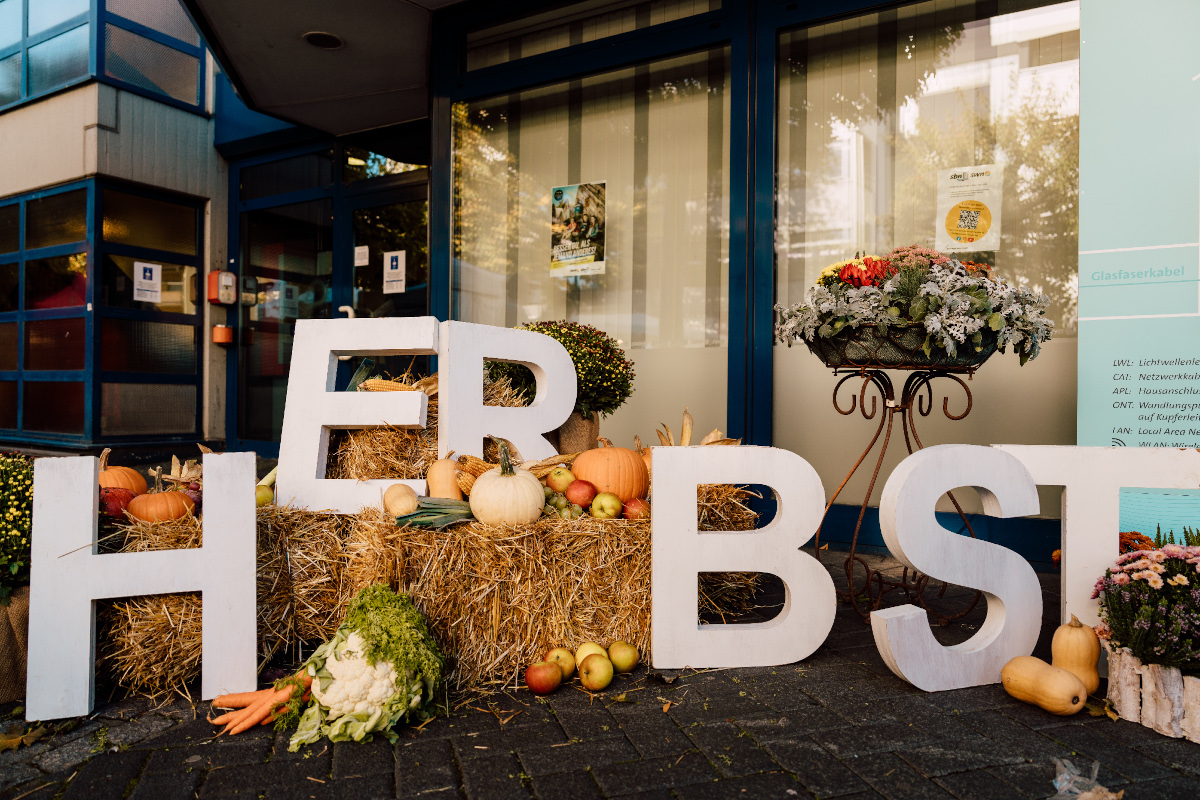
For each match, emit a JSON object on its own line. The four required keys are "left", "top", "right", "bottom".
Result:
{"left": 426, "top": 453, "right": 463, "bottom": 500}
{"left": 1000, "top": 656, "right": 1086, "bottom": 715}
{"left": 1051, "top": 615, "right": 1101, "bottom": 696}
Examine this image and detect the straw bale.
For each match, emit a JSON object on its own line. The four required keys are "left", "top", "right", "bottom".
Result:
{"left": 273, "top": 507, "right": 350, "bottom": 642}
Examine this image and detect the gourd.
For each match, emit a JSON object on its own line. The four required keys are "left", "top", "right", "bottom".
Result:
{"left": 1051, "top": 615, "right": 1101, "bottom": 695}
{"left": 1000, "top": 656, "right": 1086, "bottom": 715}
{"left": 98, "top": 448, "right": 148, "bottom": 495}
{"left": 468, "top": 441, "right": 544, "bottom": 526}
{"left": 571, "top": 439, "right": 649, "bottom": 502}
{"left": 127, "top": 489, "right": 195, "bottom": 522}
{"left": 426, "top": 453, "right": 463, "bottom": 500}
{"left": 383, "top": 483, "right": 419, "bottom": 516}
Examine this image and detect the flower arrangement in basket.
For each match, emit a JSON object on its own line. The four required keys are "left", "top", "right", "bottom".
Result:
{"left": 775, "top": 245, "right": 1054, "bottom": 369}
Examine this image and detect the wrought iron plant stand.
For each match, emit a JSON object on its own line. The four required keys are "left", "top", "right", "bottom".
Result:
{"left": 807, "top": 325, "right": 999, "bottom": 624}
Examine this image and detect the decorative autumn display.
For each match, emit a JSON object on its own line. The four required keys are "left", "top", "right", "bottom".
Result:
{"left": 636, "top": 409, "right": 740, "bottom": 480}
{"left": 97, "top": 448, "right": 147, "bottom": 495}
{"left": 1000, "top": 656, "right": 1086, "bottom": 715}
{"left": 425, "top": 454, "right": 462, "bottom": 500}
{"left": 571, "top": 439, "right": 649, "bottom": 503}
{"left": 1051, "top": 615, "right": 1101, "bottom": 696}
{"left": 775, "top": 245, "right": 1054, "bottom": 366}
{"left": 487, "top": 321, "right": 636, "bottom": 419}
{"left": 126, "top": 469, "right": 195, "bottom": 523}
{"left": 467, "top": 441, "right": 545, "bottom": 526}
{"left": 0, "top": 453, "right": 33, "bottom": 603}
{"left": 382, "top": 483, "right": 419, "bottom": 516}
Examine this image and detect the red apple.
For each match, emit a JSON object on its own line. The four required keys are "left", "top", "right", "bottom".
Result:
{"left": 578, "top": 653, "right": 614, "bottom": 691}
{"left": 524, "top": 661, "right": 563, "bottom": 695}
{"left": 564, "top": 479, "right": 597, "bottom": 508}
{"left": 545, "top": 647, "right": 576, "bottom": 680}
{"left": 622, "top": 498, "right": 650, "bottom": 520}
{"left": 590, "top": 492, "right": 622, "bottom": 519}
{"left": 546, "top": 467, "right": 575, "bottom": 493}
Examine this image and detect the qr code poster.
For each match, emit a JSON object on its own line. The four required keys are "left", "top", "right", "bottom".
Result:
{"left": 935, "top": 164, "right": 1002, "bottom": 253}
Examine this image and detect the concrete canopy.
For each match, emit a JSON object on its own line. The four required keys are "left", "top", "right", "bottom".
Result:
{"left": 182, "top": 0, "right": 461, "bottom": 135}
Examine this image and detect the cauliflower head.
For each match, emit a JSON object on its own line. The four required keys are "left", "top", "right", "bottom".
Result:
{"left": 310, "top": 632, "right": 398, "bottom": 720}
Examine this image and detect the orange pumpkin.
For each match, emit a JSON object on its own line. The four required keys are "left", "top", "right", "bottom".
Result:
{"left": 127, "top": 490, "right": 194, "bottom": 523}
{"left": 98, "top": 448, "right": 147, "bottom": 495}
{"left": 572, "top": 441, "right": 649, "bottom": 502}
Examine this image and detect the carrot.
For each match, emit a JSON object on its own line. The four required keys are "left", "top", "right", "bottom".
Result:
{"left": 226, "top": 675, "right": 312, "bottom": 736}
{"left": 212, "top": 690, "right": 269, "bottom": 709}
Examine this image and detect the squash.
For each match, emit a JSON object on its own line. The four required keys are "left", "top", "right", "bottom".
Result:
{"left": 127, "top": 489, "right": 195, "bottom": 523}
{"left": 98, "top": 448, "right": 147, "bottom": 495}
{"left": 1051, "top": 614, "right": 1101, "bottom": 695}
{"left": 1000, "top": 655, "right": 1086, "bottom": 715}
{"left": 426, "top": 453, "right": 463, "bottom": 500}
{"left": 383, "top": 483, "right": 419, "bottom": 516}
{"left": 468, "top": 441, "right": 544, "bottom": 526}
{"left": 571, "top": 439, "right": 649, "bottom": 502}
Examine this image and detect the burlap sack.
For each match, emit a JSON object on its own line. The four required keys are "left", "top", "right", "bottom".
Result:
{"left": 0, "top": 586, "right": 30, "bottom": 704}
{"left": 556, "top": 411, "right": 600, "bottom": 454}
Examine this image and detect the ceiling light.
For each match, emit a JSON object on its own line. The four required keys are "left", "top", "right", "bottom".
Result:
{"left": 303, "top": 31, "right": 344, "bottom": 50}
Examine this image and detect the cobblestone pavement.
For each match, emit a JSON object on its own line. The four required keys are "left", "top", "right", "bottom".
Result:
{"left": 3, "top": 554, "right": 1200, "bottom": 799}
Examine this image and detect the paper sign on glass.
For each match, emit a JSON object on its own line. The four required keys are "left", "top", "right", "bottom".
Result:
{"left": 935, "top": 165, "right": 1003, "bottom": 253}
{"left": 353, "top": 245, "right": 370, "bottom": 267}
{"left": 383, "top": 251, "right": 406, "bottom": 294}
{"left": 133, "top": 261, "right": 162, "bottom": 304}
{"left": 550, "top": 182, "right": 605, "bottom": 277}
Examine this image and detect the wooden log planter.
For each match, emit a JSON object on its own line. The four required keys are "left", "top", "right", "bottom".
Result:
{"left": 1105, "top": 642, "right": 1200, "bottom": 741}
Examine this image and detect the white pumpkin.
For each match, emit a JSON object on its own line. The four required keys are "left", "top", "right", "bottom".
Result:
{"left": 468, "top": 442, "right": 545, "bottom": 526}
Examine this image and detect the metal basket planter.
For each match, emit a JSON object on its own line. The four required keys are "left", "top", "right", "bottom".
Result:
{"left": 804, "top": 323, "right": 998, "bottom": 371}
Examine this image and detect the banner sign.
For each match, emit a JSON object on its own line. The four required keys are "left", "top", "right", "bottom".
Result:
{"left": 935, "top": 165, "right": 1002, "bottom": 253}
{"left": 550, "top": 182, "right": 605, "bottom": 277}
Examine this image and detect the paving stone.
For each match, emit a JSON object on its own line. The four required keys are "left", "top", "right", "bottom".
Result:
{"left": 849, "top": 674, "right": 924, "bottom": 701}
{"left": 591, "top": 752, "right": 720, "bottom": 796}
{"left": 34, "top": 735, "right": 103, "bottom": 773}
{"left": 529, "top": 770, "right": 604, "bottom": 799}
{"left": 271, "top": 729, "right": 334, "bottom": 770}
{"left": 0, "top": 740, "right": 49, "bottom": 771}
{"left": 1047, "top": 724, "right": 1175, "bottom": 782}
{"left": 608, "top": 706, "right": 690, "bottom": 759}
{"left": 552, "top": 705, "right": 623, "bottom": 741}
{"left": 0, "top": 776, "right": 60, "bottom": 800}
{"left": 196, "top": 757, "right": 331, "bottom": 797}
{"left": 0, "top": 764, "right": 41, "bottom": 794}
{"left": 847, "top": 751, "right": 958, "bottom": 800}
{"left": 1091, "top": 718, "right": 1170, "bottom": 748}
{"left": 487, "top": 695, "right": 557, "bottom": 728}
{"left": 459, "top": 752, "right": 531, "bottom": 800}
{"left": 933, "top": 770, "right": 1027, "bottom": 800}
{"left": 1117, "top": 774, "right": 1200, "bottom": 799}
{"left": 1136, "top": 738, "right": 1200, "bottom": 775}
{"left": 94, "top": 696, "right": 155, "bottom": 721}
{"left": 737, "top": 708, "right": 851, "bottom": 743}
{"left": 396, "top": 737, "right": 460, "bottom": 796}
{"left": 144, "top": 739, "right": 271, "bottom": 773}
{"left": 793, "top": 663, "right": 878, "bottom": 686}
{"left": 738, "top": 672, "right": 822, "bottom": 711}
{"left": 801, "top": 683, "right": 897, "bottom": 726}
{"left": 813, "top": 721, "right": 932, "bottom": 758}
{"left": 332, "top": 735, "right": 394, "bottom": 777}
{"left": 761, "top": 738, "right": 869, "bottom": 797}
{"left": 104, "top": 714, "right": 175, "bottom": 746}
{"left": 266, "top": 773, "right": 395, "bottom": 800}
{"left": 957, "top": 710, "right": 1071, "bottom": 760}
{"left": 517, "top": 735, "right": 638, "bottom": 776}
{"left": 923, "top": 685, "right": 1018, "bottom": 714}
{"left": 985, "top": 761, "right": 1061, "bottom": 798}
{"left": 684, "top": 721, "right": 778, "bottom": 777}
{"left": 997, "top": 702, "right": 1098, "bottom": 731}
{"left": 667, "top": 693, "right": 771, "bottom": 725}
{"left": 894, "top": 733, "right": 1024, "bottom": 776}
{"left": 60, "top": 749, "right": 147, "bottom": 799}
{"left": 667, "top": 770, "right": 806, "bottom": 799}
{"left": 401, "top": 711, "right": 500, "bottom": 741}
{"left": 453, "top": 723, "right": 568, "bottom": 760}
{"left": 157, "top": 699, "right": 203, "bottom": 720}
{"left": 128, "top": 772, "right": 202, "bottom": 800}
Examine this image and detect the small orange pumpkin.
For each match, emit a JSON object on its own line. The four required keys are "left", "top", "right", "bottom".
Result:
{"left": 127, "top": 490, "right": 195, "bottom": 523}
{"left": 572, "top": 439, "right": 649, "bottom": 502}
{"left": 98, "top": 448, "right": 147, "bottom": 495}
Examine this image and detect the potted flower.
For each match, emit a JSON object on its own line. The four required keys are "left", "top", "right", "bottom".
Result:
{"left": 0, "top": 453, "right": 33, "bottom": 703}
{"left": 488, "top": 321, "right": 636, "bottom": 453}
{"left": 775, "top": 245, "right": 1054, "bottom": 370}
{"left": 1094, "top": 544, "right": 1200, "bottom": 740}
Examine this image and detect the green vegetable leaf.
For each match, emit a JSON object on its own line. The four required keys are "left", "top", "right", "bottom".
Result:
{"left": 987, "top": 312, "right": 1005, "bottom": 331}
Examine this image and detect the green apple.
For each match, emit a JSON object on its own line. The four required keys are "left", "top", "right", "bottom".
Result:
{"left": 546, "top": 467, "right": 575, "bottom": 493}
{"left": 579, "top": 653, "right": 614, "bottom": 691}
{"left": 589, "top": 492, "right": 622, "bottom": 519}
{"left": 575, "top": 641, "right": 606, "bottom": 668}
{"left": 255, "top": 484, "right": 275, "bottom": 507}
{"left": 608, "top": 641, "right": 639, "bottom": 673}
{"left": 545, "top": 647, "right": 576, "bottom": 680}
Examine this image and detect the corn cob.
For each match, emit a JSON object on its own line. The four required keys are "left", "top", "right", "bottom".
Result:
{"left": 456, "top": 471, "right": 477, "bottom": 496}
{"left": 680, "top": 408, "right": 693, "bottom": 446}
{"left": 456, "top": 455, "right": 495, "bottom": 478}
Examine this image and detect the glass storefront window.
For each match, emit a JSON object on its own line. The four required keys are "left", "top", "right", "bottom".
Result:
{"left": 25, "top": 253, "right": 86, "bottom": 309}
{"left": 100, "top": 319, "right": 196, "bottom": 374}
{"left": 454, "top": 47, "right": 731, "bottom": 447}
{"left": 343, "top": 147, "right": 424, "bottom": 184}
{"left": 0, "top": 381, "right": 15, "bottom": 429}
{"left": 0, "top": 52, "right": 19, "bottom": 107}
{"left": 22, "top": 380, "right": 83, "bottom": 433}
{"left": 240, "top": 151, "right": 334, "bottom": 202}
{"left": 0, "top": 203, "right": 16, "bottom": 253}
{"left": 25, "top": 189, "right": 86, "bottom": 249}
{"left": 102, "top": 189, "right": 197, "bottom": 255}
{"left": 25, "top": 317, "right": 85, "bottom": 370}
{"left": 101, "top": 254, "right": 196, "bottom": 314}
{"left": 104, "top": 24, "right": 199, "bottom": 105}
{"left": 0, "top": 322, "right": 15, "bottom": 370}
{"left": 0, "top": 0, "right": 20, "bottom": 51}
{"left": 101, "top": 382, "right": 196, "bottom": 435}
{"left": 105, "top": 0, "right": 200, "bottom": 46}
{"left": 352, "top": 201, "right": 428, "bottom": 318}
{"left": 27, "top": 0, "right": 88, "bottom": 36}
{"left": 27, "top": 23, "right": 89, "bottom": 94}
{"left": 0, "top": 264, "right": 15, "bottom": 312}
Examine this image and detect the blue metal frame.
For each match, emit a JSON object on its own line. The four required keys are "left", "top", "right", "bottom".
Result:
{"left": 223, "top": 142, "right": 431, "bottom": 455}
{"left": 0, "top": 0, "right": 207, "bottom": 115}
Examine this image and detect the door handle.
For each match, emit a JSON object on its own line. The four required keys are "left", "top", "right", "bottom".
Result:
{"left": 337, "top": 307, "right": 355, "bottom": 359}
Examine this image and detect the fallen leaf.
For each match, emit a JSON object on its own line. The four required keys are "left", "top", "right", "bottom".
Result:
{"left": 662, "top": 701, "right": 672, "bottom": 713}
{"left": 0, "top": 725, "right": 46, "bottom": 753}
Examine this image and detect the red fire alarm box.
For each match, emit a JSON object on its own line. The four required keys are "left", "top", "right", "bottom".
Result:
{"left": 207, "top": 270, "right": 237, "bottom": 304}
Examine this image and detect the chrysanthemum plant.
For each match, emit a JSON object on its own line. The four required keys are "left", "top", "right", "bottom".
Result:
{"left": 0, "top": 453, "right": 33, "bottom": 604}
{"left": 487, "top": 321, "right": 636, "bottom": 418}
{"left": 775, "top": 245, "right": 1054, "bottom": 365}
{"left": 1093, "top": 545, "right": 1200, "bottom": 671}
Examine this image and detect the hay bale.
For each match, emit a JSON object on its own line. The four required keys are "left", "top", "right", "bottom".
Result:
{"left": 265, "top": 506, "right": 349, "bottom": 643}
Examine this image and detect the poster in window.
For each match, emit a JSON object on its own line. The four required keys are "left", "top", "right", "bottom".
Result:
{"left": 133, "top": 261, "right": 161, "bottom": 304}
{"left": 935, "top": 165, "right": 1003, "bottom": 253}
{"left": 383, "top": 251, "right": 406, "bottom": 294}
{"left": 550, "top": 182, "right": 605, "bottom": 277}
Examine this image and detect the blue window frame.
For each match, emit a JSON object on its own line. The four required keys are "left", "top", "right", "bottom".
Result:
{"left": 0, "top": 0, "right": 206, "bottom": 114}
{"left": 0, "top": 179, "right": 204, "bottom": 448}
